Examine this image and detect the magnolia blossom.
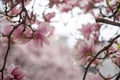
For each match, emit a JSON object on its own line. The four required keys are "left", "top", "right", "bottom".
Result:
{"left": 1, "top": 25, "right": 31, "bottom": 44}
{"left": 5, "top": 65, "right": 25, "bottom": 80}
{"left": 2, "top": 25, "right": 13, "bottom": 36}
{"left": 5, "top": 41, "right": 82, "bottom": 80}
{"left": 10, "top": 6, "right": 21, "bottom": 15}
{"left": 1, "top": 21, "right": 50, "bottom": 47}
{"left": 12, "top": 26, "right": 31, "bottom": 44}
{"left": 44, "top": 12, "right": 56, "bottom": 22}
{"left": 59, "top": 3, "right": 73, "bottom": 12}
{"left": 75, "top": 38, "right": 96, "bottom": 65}
{"left": 78, "top": 0, "right": 102, "bottom": 12}
{"left": 80, "top": 23, "right": 100, "bottom": 40}
{"left": 49, "top": 0, "right": 77, "bottom": 12}
{"left": 32, "top": 22, "right": 50, "bottom": 48}
{"left": 59, "top": 0, "right": 77, "bottom": 12}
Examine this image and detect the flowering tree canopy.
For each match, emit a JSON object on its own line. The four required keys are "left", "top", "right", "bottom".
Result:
{"left": 0, "top": 0, "right": 120, "bottom": 80}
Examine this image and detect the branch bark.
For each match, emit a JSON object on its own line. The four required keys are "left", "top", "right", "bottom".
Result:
{"left": 96, "top": 18, "right": 120, "bottom": 27}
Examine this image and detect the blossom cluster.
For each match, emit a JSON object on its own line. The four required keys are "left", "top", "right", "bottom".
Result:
{"left": 0, "top": 0, "right": 55, "bottom": 80}
{"left": 74, "top": 0, "right": 120, "bottom": 80}
{"left": 0, "top": 0, "right": 120, "bottom": 80}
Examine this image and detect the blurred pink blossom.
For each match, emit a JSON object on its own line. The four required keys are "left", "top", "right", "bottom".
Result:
{"left": 5, "top": 65, "right": 25, "bottom": 80}
{"left": 10, "top": 7, "right": 21, "bottom": 15}
{"left": 59, "top": 3, "right": 73, "bottom": 12}
{"left": 75, "top": 38, "right": 96, "bottom": 65}
{"left": 44, "top": 12, "right": 55, "bottom": 22}
{"left": 32, "top": 22, "right": 50, "bottom": 48}
{"left": 78, "top": 0, "right": 102, "bottom": 12}
{"left": 80, "top": 23, "right": 100, "bottom": 39}
{"left": 5, "top": 41, "right": 82, "bottom": 80}
{"left": 2, "top": 25, "right": 13, "bottom": 36}
{"left": 12, "top": 26, "right": 31, "bottom": 44}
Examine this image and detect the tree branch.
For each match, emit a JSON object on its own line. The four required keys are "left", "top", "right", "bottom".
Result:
{"left": 96, "top": 18, "right": 120, "bottom": 27}
{"left": 0, "top": 25, "right": 19, "bottom": 80}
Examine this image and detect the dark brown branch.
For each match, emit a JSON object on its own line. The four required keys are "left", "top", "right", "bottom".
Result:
{"left": 96, "top": 18, "right": 120, "bottom": 27}
{"left": 83, "top": 34, "right": 120, "bottom": 80}
{"left": 0, "top": 21, "right": 24, "bottom": 79}
{"left": 0, "top": 26, "right": 18, "bottom": 80}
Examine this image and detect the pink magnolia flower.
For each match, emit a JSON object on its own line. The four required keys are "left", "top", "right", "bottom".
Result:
{"left": 59, "top": 3, "right": 73, "bottom": 12}
{"left": 83, "top": 5, "right": 93, "bottom": 13}
{"left": 2, "top": 25, "right": 32, "bottom": 44}
{"left": 10, "top": 7, "right": 21, "bottom": 15}
{"left": 13, "top": 26, "right": 31, "bottom": 44}
{"left": 48, "top": 26, "right": 55, "bottom": 37}
{"left": 49, "top": 0, "right": 77, "bottom": 12}
{"left": 75, "top": 38, "right": 96, "bottom": 65}
{"left": 44, "top": 12, "right": 55, "bottom": 22}
{"left": 32, "top": 22, "right": 50, "bottom": 48}
{"left": 66, "top": 0, "right": 77, "bottom": 5}
{"left": 2, "top": 25, "right": 13, "bottom": 36}
{"left": 5, "top": 65, "right": 25, "bottom": 80}
{"left": 78, "top": 0, "right": 102, "bottom": 13}
{"left": 80, "top": 23, "right": 100, "bottom": 39}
